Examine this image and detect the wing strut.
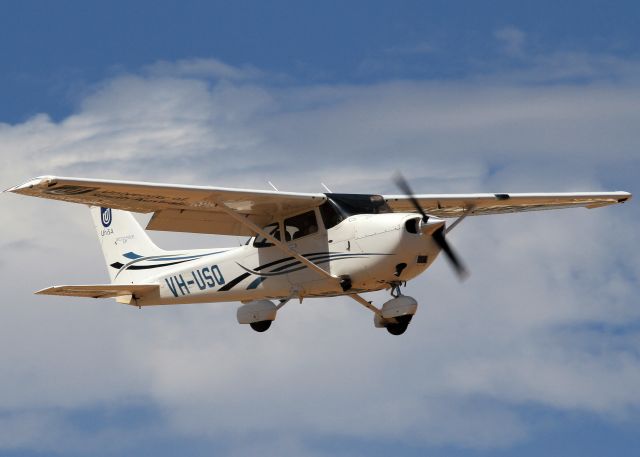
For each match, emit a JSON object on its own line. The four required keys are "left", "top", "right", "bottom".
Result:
{"left": 445, "top": 206, "right": 474, "bottom": 234}
{"left": 215, "top": 202, "right": 341, "bottom": 284}
{"left": 348, "top": 294, "right": 383, "bottom": 317}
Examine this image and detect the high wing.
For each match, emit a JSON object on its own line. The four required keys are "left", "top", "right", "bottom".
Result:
{"left": 36, "top": 284, "right": 159, "bottom": 299}
{"left": 6, "top": 176, "right": 326, "bottom": 236}
{"left": 384, "top": 191, "right": 631, "bottom": 218}
{"left": 6, "top": 176, "right": 631, "bottom": 235}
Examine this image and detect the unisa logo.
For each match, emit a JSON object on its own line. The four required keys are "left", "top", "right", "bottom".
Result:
{"left": 101, "top": 207, "right": 112, "bottom": 227}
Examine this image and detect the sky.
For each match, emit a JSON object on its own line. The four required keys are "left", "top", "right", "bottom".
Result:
{"left": 0, "top": 1, "right": 639, "bottom": 456}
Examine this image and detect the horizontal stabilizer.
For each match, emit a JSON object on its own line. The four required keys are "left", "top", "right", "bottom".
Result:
{"left": 35, "top": 284, "right": 159, "bottom": 299}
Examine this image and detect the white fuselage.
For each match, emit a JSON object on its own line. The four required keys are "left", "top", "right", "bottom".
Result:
{"left": 131, "top": 213, "right": 440, "bottom": 306}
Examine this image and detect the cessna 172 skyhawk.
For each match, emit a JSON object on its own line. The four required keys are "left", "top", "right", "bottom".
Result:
{"left": 6, "top": 175, "right": 632, "bottom": 335}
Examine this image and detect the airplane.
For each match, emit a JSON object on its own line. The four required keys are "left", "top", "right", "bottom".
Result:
{"left": 5, "top": 175, "right": 632, "bottom": 335}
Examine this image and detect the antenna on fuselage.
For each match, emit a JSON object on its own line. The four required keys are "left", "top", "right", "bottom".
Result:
{"left": 321, "top": 182, "right": 333, "bottom": 193}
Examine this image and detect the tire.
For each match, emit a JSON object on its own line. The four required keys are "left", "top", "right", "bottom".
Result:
{"left": 386, "top": 323, "right": 408, "bottom": 335}
{"left": 250, "top": 320, "right": 272, "bottom": 332}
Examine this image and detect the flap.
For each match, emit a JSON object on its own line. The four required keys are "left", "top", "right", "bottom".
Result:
{"left": 146, "top": 209, "right": 269, "bottom": 236}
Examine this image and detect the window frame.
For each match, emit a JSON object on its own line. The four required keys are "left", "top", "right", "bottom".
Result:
{"left": 282, "top": 208, "right": 321, "bottom": 242}
{"left": 252, "top": 221, "right": 283, "bottom": 248}
{"left": 250, "top": 206, "right": 328, "bottom": 248}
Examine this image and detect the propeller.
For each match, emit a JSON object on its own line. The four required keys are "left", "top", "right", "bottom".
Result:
{"left": 393, "top": 173, "right": 469, "bottom": 280}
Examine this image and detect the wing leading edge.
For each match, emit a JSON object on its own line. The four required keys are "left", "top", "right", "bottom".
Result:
{"left": 6, "top": 176, "right": 326, "bottom": 235}
{"left": 384, "top": 191, "right": 631, "bottom": 218}
{"left": 7, "top": 176, "right": 631, "bottom": 234}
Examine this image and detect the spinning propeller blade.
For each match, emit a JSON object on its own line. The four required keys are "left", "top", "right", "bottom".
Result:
{"left": 393, "top": 173, "right": 429, "bottom": 221}
{"left": 432, "top": 225, "right": 469, "bottom": 280}
{"left": 394, "top": 173, "right": 469, "bottom": 280}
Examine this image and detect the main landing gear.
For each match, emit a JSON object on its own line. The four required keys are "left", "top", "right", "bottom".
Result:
{"left": 237, "top": 298, "right": 291, "bottom": 333}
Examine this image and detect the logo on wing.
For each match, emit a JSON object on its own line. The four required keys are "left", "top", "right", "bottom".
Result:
{"left": 101, "top": 207, "right": 112, "bottom": 227}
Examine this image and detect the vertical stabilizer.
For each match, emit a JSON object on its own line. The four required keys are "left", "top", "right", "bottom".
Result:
{"left": 90, "top": 206, "right": 164, "bottom": 283}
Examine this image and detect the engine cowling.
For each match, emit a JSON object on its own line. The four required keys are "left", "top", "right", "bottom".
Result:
{"left": 237, "top": 300, "right": 277, "bottom": 324}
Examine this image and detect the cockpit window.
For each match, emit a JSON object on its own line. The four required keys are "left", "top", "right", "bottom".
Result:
{"left": 253, "top": 222, "right": 281, "bottom": 248}
{"left": 284, "top": 210, "right": 318, "bottom": 241}
{"left": 326, "top": 193, "right": 391, "bottom": 216}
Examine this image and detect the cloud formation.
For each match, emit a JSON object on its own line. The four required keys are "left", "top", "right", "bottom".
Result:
{"left": 0, "top": 54, "right": 638, "bottom": 455}
{"left": 495, "top": 26, "right": 526, "bottom": 57}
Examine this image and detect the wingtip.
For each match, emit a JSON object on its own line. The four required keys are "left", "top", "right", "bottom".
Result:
{"left": 616, "top": 191, "right": 632, "bottom": 203}
{"left": 3, "top": 176, "right": 57, "bottom": 194}
{"left": 2, "top": 183, "right": 24, "bottom": 193}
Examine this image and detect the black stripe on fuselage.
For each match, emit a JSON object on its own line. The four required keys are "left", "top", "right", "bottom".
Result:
{"left": 251, "top": 256, "right": 371, "bottom": 277}
{"left": 251, "top": 252, "right": 332, "bottom": 272}
{"left": 268, "top": 252, "right": 374, "bottom": 273}
{"left": 218, "top": 272, "right": 251, "bottom": 292}
{"left": 218, "top": 252, "right": 332, "bottom": 292}
{"left": 225, "top": 252, "right": 388, "bottom": 290}
{"left": 110, "top": 259, "right": 192, "bottom": 270}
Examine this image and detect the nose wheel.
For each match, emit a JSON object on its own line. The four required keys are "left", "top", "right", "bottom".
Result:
{"left": 385, "top": 315, "right": 412, "bottom": 335}
{"left": 349, "top": 284, "right": 418, "bottom": 336}
{"left": 249, "top": 320, "right": 272, "bottom": 332}
{"left": 383, "top": 283, "right": 414, "bottom": 335}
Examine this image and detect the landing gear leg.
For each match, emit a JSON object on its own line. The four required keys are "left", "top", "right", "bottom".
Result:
{"left": 390, "top": 282, "right": 403, "bottom": 298}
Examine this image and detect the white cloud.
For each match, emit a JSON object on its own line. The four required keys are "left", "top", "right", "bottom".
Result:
{"left": 495, "top": 26, "right": 526, "bottom": 57}
{"left": 491, "top": 51, "right": 640, "bottom": 84}
{"left": 0, "top": 55, "right": 639, "bottom": 454}
{"left": 145, "top": 57, "right": 264, "bottom": 81}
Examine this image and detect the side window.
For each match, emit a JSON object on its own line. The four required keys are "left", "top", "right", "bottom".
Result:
{"left": 253, "top": 222, "right": 281, "bottom": 248}
{"left": 319, "top": 201, "right": 343, "bottom": 230}
{"left": 284, "top": 210, "right": 318, "bottom": 241}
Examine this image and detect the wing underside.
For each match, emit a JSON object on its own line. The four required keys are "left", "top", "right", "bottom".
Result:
{"left": 6, "top": 176, "right": 631, "bottom": 236}
{"left": 384, "top": 192, "right": 631, "bottom": 218}
{"left": 6, "top": 176, "right": 326, "bottom": 235}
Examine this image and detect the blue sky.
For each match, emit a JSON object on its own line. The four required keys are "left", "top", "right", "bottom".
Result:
{"left": 3, "top": 0, "right": 639, "bottom": 122}
{"left": 0, "top": 1, "right": 639, "bottom": 456}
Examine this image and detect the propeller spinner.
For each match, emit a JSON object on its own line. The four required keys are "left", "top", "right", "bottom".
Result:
{"left": 393, "top": 173, "right": 469, "bottom": 280}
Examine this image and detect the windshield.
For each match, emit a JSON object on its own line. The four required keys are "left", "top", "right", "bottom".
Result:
{"left": 326, "top": 193, "right": 391, "bottom": 216}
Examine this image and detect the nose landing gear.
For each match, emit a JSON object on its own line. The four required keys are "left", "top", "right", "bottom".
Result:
{"left": 375, "top": 292, "right": 418, "bottom": 335}
{"left": 349, "top": 283, "right": 418, "bottom": 335}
